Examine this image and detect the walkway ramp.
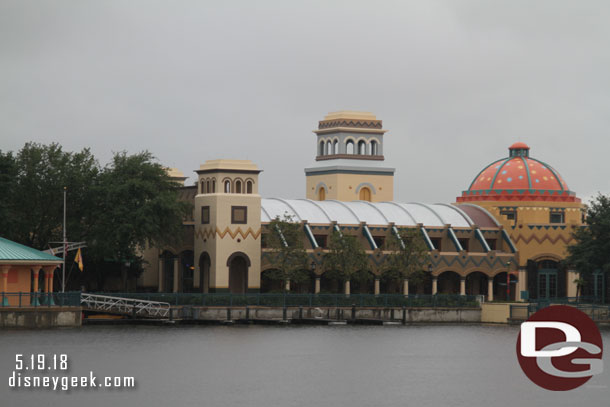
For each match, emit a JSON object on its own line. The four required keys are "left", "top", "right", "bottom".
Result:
{"left": 81, "top": 293, "right": 170, "bottom": 319}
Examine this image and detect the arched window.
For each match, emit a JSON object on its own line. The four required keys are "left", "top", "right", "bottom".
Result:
{"left": 201, "top": 180, "right": 205, "bottom": 194}
{"left": 327, "top": 140, "right": 333, "bottom": 155}
{"left": 358, "top": 140, "right": 366, "bottom": 155}
{"left": 206, "top": 180, "right": 211, "bottom": 194}
{"left": 359, "top": 187, "right": 371, "bottom": 201}
{"left": 212, "top": 179, "right": 216, "bottom": 193}
{"left": 235, "top": 180, "right": 242, "bottom": 194}
{"left": 333, "top": 140, "right": 339, "bottom": 155}
{"left": 319, "top": 141, "right": 325, "bottom": 156}
{"left": 246, "top": 180, "right": 253, "bottom": 194}
{"left": 371, "top": 140, "right": 378, "bottom": 155}
{"left": 224, "top": 180, "right": 231, "bottom": 193}
{"left": 319, "top": 187, "right": 326, "bottom": 201}
{"left": 346, "top": 140, "right": 355, "bottom": 154}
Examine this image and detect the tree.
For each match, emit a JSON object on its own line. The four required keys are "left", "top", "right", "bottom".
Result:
{"left": 381, "top": 228, "right": 431, "bottom": 295}
{"left": 89, "top": 151, "right": 192, "bottom": 290}
{"left": 0, "top": 143, "right": 191, "bottom": 291}
{"left": 565, "top": 194, "right": 610, "bottom": 283}
{"left": 264, "top": 214, "right": 310, "bottom": 292}
{"left": 323, "top": 231, "right": 369, "bottom": 294}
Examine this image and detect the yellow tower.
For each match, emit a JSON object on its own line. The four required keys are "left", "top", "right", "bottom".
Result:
{"left": 305, "top": 111, "right": 395, "bottom": 202}
{"left": 194, "top": 160, "right": 262, "bottom": 293}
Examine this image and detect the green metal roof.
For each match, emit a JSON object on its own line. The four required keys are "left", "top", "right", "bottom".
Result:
{"left": 0, "top": 237, "right": 62, "bottom": 262}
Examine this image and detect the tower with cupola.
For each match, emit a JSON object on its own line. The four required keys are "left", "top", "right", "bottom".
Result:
{"left": 194, "top": 160, "right": 262, "bottom": 293}
{"left": 305, "top": 111, "right": 395, "bottom": 202}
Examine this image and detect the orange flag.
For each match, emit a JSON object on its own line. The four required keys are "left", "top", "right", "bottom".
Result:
{"left": 74, "top": 248, "right": 84, "bottom": 272}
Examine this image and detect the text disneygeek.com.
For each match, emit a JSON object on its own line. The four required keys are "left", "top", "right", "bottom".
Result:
{"left": 7, "top": 354, "right": 136, "bottom": 391}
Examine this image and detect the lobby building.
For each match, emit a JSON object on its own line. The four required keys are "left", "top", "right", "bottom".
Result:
{"left": 138, "top": 111, "right": 594, "bottom": 302}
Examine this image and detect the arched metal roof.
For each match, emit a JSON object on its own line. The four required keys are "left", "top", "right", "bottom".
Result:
{"left": 260, "top": 199, "right": 489, "bottom": 228}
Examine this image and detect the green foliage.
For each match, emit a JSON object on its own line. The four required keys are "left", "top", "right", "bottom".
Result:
{"left": 0, "top": 143, "right": 191, "bottom": 291}
{"left": 565, "top": 194, "right": 610, "bottom": 277}
{"left": 382, "top": 228, "right": 430, "bottom": 286}
{"left": 323, "top": 231, "right": 369, "bottom": 282}
{"left": 265, "top": 214, "right": 310, "bottom": 288}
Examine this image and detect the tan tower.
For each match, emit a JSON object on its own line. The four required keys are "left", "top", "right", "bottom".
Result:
{"left": 194, "top": 160, "right": 262, "bottom": 293}
{"left": 305, "top": 111, "right": 395, "bottom": 202}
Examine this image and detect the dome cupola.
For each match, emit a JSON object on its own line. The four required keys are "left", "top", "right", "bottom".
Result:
{"left": 457, "top": 143, "right": 579, "bottom": 203}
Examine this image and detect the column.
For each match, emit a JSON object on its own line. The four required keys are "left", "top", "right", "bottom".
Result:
{"left": 488, "top": 277, "right": 494, "bottom": 302}
{"left": 1, "top": 266, "right": 9, "bottom": 306}
{"left": 432, "top": 277, "right": 438, "bottom": 295}
{"left": 374, "top": 278, "right": 380, "bottom": 295}
{"left": 32, "top": 267, "right": 40, "bottom": 305}
{"left": 460, "top": 278, "right": 466, "bottom": 296}
{"left": 344, "top": 280, "right": 350, "bottom": 296}
{"left": 43, "top": 267, "right": 55, "bottom": 305}
{"left": 173, "top": 258, "right": 179, "bottom": 293}
{"left": 314, "top": 277, "right": 320, "bottom": 294}
{"left": 285, "top": 278, "right": 291, "bottom": 292}
{"left": 403, "top": 279, "right": 409, "bottom": 296}
{"left": 158, "top": 258, "right": 163, "bottom": 292}
{"left": 567, "top": 269, "right": 578, "bottom": 298}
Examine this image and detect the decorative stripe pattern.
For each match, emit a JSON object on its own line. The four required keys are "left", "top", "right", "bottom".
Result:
{"left": 195, "top": 227, "right": 261, "bottom": 240}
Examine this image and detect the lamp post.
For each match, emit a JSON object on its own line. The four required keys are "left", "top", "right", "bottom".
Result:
{"left": 311, "top": 261, "right": 318, "bottom": 294}
{"left": 506, "top": 260, "right": 512, "bottom": 301}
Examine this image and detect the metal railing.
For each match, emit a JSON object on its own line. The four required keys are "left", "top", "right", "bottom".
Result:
{"left": 510, "top": 301, "right": 610, "bottom": 322}
{"left": 96, "top": 293, "right": 481, "bottom": 308}
{"left": 0, "top": 292, "right": 81, "bottom": 308}
{"left": 80, "top": 293, "right": 170, "bottom": 318}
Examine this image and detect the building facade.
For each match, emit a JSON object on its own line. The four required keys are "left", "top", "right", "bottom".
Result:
{"left": 138, "top": 111, "right": 591, "bottom": 301}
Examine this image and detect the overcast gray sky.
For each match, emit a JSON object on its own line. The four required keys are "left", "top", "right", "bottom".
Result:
{"left": 1, "top": 0, "right": 608, "bottom": 203}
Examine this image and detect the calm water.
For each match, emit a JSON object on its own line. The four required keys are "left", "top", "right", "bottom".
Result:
{"left": 1, "top": 324, "right": 608, "bottom": 407}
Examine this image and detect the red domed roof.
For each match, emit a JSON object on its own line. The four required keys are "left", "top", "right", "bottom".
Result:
{"left": 457, "top": 143, "right": 580, "bottom": 203}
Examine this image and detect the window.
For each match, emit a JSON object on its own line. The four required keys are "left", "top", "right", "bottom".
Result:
{"left": 224, "top": 180, "right": 231, "bottom": 193}
{"left": 371, "top": 140, "right": 378, "bottom": 155}
{"left": 314, "top": 235, "right": 327, "bottom": 248}
{"left": 359, "top": 187, "right": 371, "bottom": 201}
{"left": 333, "top": 140, "right": 338, "bottom": 155}
{"left": 373, "top": 236, "right": 385, "bottom": 249}
{"left": 201, "top": 206, "right": 210, "bottom": 224}
{"left": 246, "top": 180, "right": 253, "bottom": 194}
{"left": 206, "top": 180, "right": 210, "bottom": 194}
{"left": 550, "top": 211, "right": 564, "bottom": 224}
{"left": 486, "top": 239, "right": 496, "bottom": 250}
{"left": 358, "top": 140, "right": 366, "bottom": 155}
{"left": 430, "top": 238, "right": 442, "bottom": 251}
{"left": 458, "top": 238, "right": 469, "bottom": 252}
{"left": 500, "top": 210, "right": 516, "bottom": 221}
{"left": 231, "top": 206, "right": 247, "bottom": 224}
{"left": 319, "top": 141, "right": 325, "bottom": 156}
{"left": 346, "top": 140, "right": 354, "bottom": 154}
{"left": 319, "top": 187, "right": 326, "bottom": 201}
{"left": 212, "top": 179, "right": 216, "bottom": 193}
{"left": 235, "top": 180, "right": 242, "bottom": 194}
{"left": 201, "top": 180, "right": 205, "bottom": 194}
{"left": 327, "top": 140, "right": 332, "bottom": 155}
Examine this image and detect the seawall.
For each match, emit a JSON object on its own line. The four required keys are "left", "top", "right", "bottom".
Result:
{"left": 0, "top": 307, "right": 82, "bottom": 328}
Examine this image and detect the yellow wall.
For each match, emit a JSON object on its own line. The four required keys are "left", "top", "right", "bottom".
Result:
{"left": 474, "top": 200, "right": 583, "bottom": 267}
{"left": 306, "top": 172, "right": 394, "bottom": 202}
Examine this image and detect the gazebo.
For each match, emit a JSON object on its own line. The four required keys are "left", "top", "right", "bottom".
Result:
{"left": 0, "top": 237, "right": 62, "bottom": 306}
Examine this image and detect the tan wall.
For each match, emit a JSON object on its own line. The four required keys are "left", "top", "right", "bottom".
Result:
{"left": 481, "top": 302, "right": 513, "bottom": 323}
{"left": 195, "top": 190, "right": 262, "bottom": 291}
{"left": 306, "top": 172, "right": 394, "bottom": 202}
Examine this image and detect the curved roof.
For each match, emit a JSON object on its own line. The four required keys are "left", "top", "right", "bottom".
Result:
{"left": 261, "top": 199, "right": 498, "bottom": 228}
{"left": 457, "top": 143, "right": 580, "bottom": 203}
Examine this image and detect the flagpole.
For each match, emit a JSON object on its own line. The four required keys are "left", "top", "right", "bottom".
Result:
{"left": 62, "top": 187, "right": 67, "bottom": 293}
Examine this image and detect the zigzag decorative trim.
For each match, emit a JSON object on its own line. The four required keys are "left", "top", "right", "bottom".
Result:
{"left": 431, "top": 255, "right": 513, "bottom": 269}
{"left": 195, "top": 226, "right": 261, "bottom": 240}
{"left": 509, "top": 233, "right": 573, "bottom": 245}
